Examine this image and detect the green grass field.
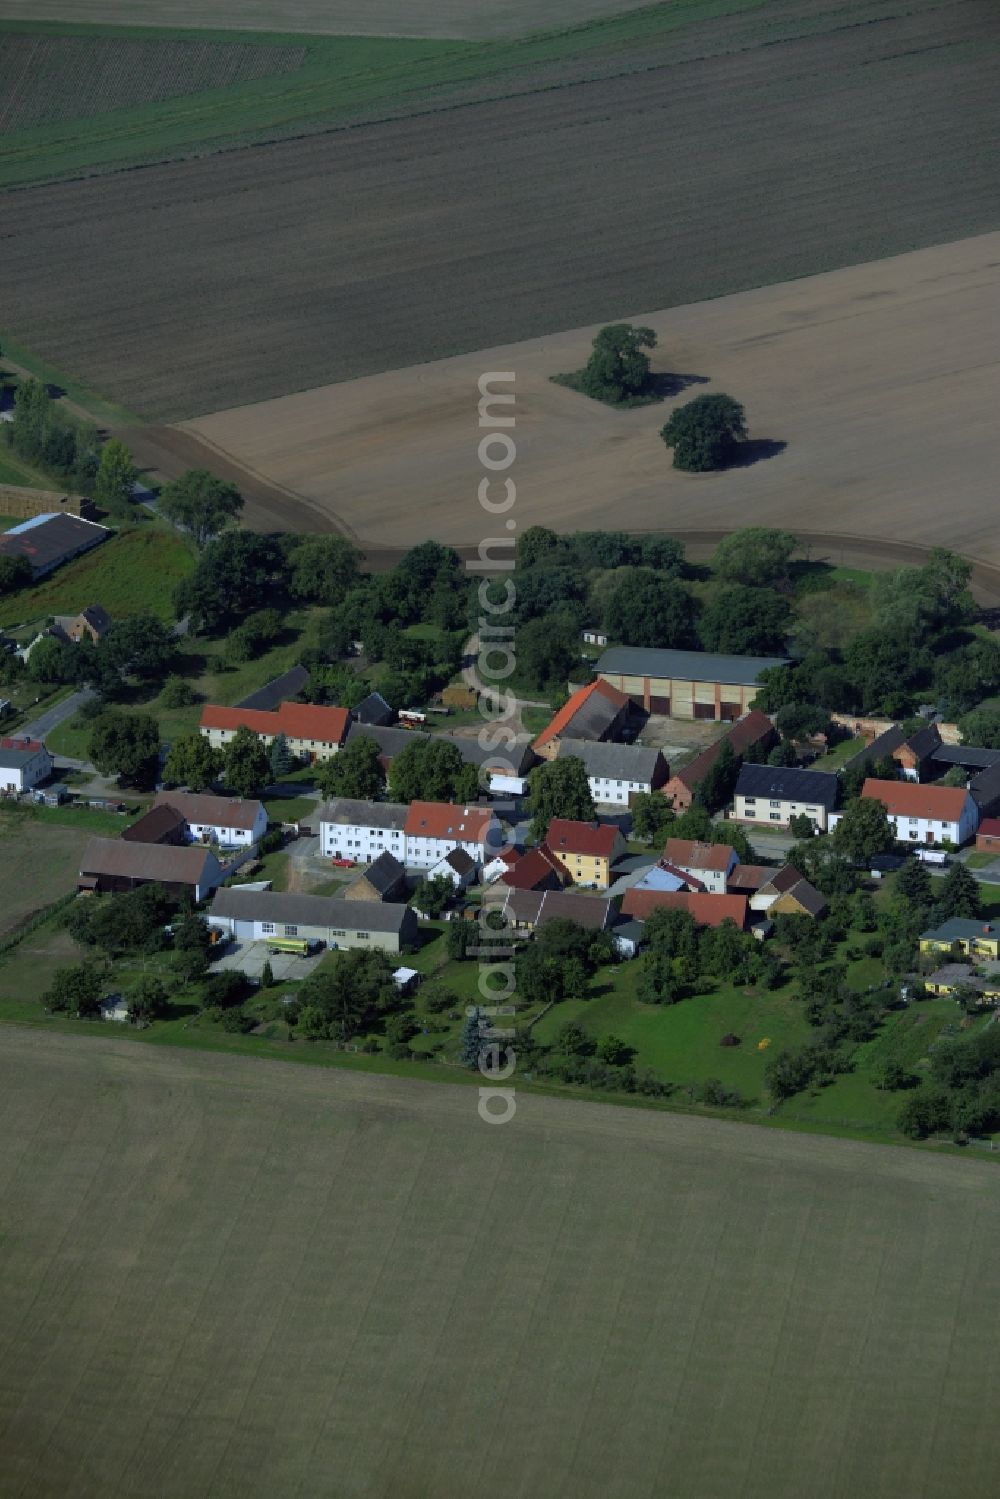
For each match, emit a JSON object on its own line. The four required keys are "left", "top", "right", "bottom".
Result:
{"left": 0, "top": 518, "right": 194, "bottom": 628}
{"left": 0, "top": 812, "right": 94, "bottom": 938}
{"left": 2, "top": 1028, "right": 1000, "bottom": 1498}
{"left": 0, "top": 2, "right": 770, "bottom": 188}
{"left": 0, "top": 449, "right": 52, "bottom": 489}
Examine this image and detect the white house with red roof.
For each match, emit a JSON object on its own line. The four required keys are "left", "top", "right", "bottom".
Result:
{"left": 662, "top": 838, "right": 738, "bottom": 895}
{"left": 153, "top": 791, "right": 267, "bottom": 849}
{"left": 200, "top": 700, "right": 349, "bottom": 762}
{"left": 0, "top": 735, "right": 53, "bottom": 794}
{"left": 834, "top": 778, "right": 979, "bottom": 848}
{"left": 403, "top": 801, "right": 501, "bottom": 869}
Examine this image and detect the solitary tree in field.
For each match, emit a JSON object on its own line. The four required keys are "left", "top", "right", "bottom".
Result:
{"left": 93, "top": 439, "right": 137, "bottom": 516}
{"left": 579, "top": 323, "right": 657, "bottom": 404}
{"left": 160, "top": 468, "right": 243, "bottom": 546}
{"left": 660, "top": 393, "right": 747, "bottom": 471}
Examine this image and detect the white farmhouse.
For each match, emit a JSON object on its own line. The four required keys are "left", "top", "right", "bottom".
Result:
{"left": 835, "top": 778, "right": 980, "bottom": 848}
{"left": 154, "top": 791, "right": 267, "bottom": 848}
{"left": 554, "top": 738, "right": 668, "bottom": 806}
{"left": 0, "top": 735, "right": 53, "bottom": 795}
{"left": 320, "top": 798, "right": 409, "bottom": 864}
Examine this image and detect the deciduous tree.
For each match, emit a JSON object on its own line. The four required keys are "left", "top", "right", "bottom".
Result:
{"left": 222, "top": 725, "right": 270, "bottom": 799}
{"left": 527, "top": 756, "right": 595, "bottom": 839}
{"left": 163, "top": 731, "right": 223, "bottom": 791}
{"left": 88, "top": 708, "right": 159, "bottom": 785}
{"left": 660, "top": 393, "right": 747, "bottom": 471}
{"left": 159, "top": 468, "right": 243, "bottom": 545}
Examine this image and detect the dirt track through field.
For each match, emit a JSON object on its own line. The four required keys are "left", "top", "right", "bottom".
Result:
{"left": 0, "top": 0, "right": 656, "bottom": 40}
{"left": 170, "top": 232, "right": 1000, "bottom": 579}
{"left": 4, "top": 1028, "right": 1000, "bottom": 1498}
{"left": 3, "top": 0, "right": 999, "bottom": 421}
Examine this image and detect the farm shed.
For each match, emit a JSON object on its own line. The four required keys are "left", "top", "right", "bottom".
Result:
{"left": 596, "top": 646, "right": 788, "bottom": 721}
{"left": 0, "top": 512, "right": 109, "bottom": 578}
{"left": 208, "top": 887, "right": 417, "bottom": 954}
{"left": 78, "top": 838, "right": 222, "bottom": 901}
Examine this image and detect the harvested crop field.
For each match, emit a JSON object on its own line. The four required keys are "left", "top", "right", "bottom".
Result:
{"left": 2, "top": 0, "right": 999, "bottom": 419}
{"left": 175, "top": 233, "right": 1000, "bottom": 570}
{"left": 0, "top": 817, "right": 88, "bottom": 938}
{"left": 3, "top": 1029, "right": 1000, "bottom": 1499}
{"left": 0, "top": 34, "right": 306, "bottom": 132}
{"left": 0, "top": 0, "right": 658, "bottom": 41}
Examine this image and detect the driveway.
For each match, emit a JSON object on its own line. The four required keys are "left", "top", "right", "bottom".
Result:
{"left": 213, "top": 940, "right": 326, "bottom": 983}
{"left": 21, "top": 687, "right": 94, "bottom": 742}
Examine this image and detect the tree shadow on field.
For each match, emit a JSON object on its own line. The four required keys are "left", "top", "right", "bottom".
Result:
{"left": 647, "top": 372, "right": 710, "bottom": 400}
{"left": 726, "top": 438, "right": 787, "bottom": 469}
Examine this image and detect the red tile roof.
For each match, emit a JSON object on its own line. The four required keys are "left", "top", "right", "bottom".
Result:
{"left": 200, "top": 700, "right": 349, "bottom": 745}
{"left": 725, "top": 864, "right": 772, "bottom": 891}
{"left": 621, "top": 889, "right": 748, "bottom": 929}
{"left": 663, "top": 838, "right": 735, "bottom": 872}
{"left": 0, "top": 736, "right": 45, "bottom": 754}
{"left": 546, "top": 818, "right": 621, "bottom": 857}
{"left": 861, "top": 778, "right": 970, "bottom": 822}
{"left": 978, "top": 818, "right": 1000, "bottom": 839}
{"left": 501, "top": 846, "right": 565, "bottom": 890}
{"left": 532, "top": 679, "right": 628, "bottom": 750}
{"left": 404, "top": 801, "right": 494, "bottom": 843}
{"left": 668, "top": 710, "right": 775, "bottom": 791}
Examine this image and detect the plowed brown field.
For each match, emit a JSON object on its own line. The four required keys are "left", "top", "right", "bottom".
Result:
{"left": 2, "top": 0, "right": 999, "bottom": 420}
{"left": 172, "top": 233, "right": 1000, "bottom": 569}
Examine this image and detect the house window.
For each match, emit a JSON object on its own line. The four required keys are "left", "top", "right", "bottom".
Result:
{"left": 357, "top": 932, "right": 369, "bottom": 940}
{"left": 261, "top": 922, "right": 275, "bottom": 934}
{"left": 332, "top": 929, "right": 346, "bottom": 937}
{"left": 769, "top": 813, "right": 781, "bottom": 822}
{"left": 769, "top": 800, "right": 781, "bottom": 808}
{"left": 284, "top": 925, "right": 298, "bottom": 938}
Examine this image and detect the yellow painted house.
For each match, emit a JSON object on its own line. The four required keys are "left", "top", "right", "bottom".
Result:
{"left": 919, "top": 919, "right": 1000, "bottom": 960}
{"left": 925, "top": 964, "right": 1000, "bottom": 1003}
{"left": 543, "top": 818, "right": 626, "bottom": 891}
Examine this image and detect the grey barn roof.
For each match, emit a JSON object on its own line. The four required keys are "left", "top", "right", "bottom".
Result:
{"left": 346, "top": 721, "right": 424, "bottom": 760}
{"left": 0, "top": 747, "right": 40, "bottom": 769}
{"left": 211, "top": 886, "right": 413, "bottom": 934}
{"left": 235, "top": 665, "right": 309, "bottom": 712}
{"left": 556, "top": 737, "right": 661, "bottom": 783}
{"left": 319, "top": 797, "right": 408, "bottom": 831}
{"left": 735, "top": 763, "right": 840, "bottom": 811}
{"left": 352, "top": 691, "right": 395, "bottom": 726}
{"left": 79, "top": 836, "right": 219, "bottom": 885}
{"left": 346, "top": 720, "right": 536, "bottom": 776}
{"left": 597, "top": 646, "right": 788, "bottom": 687}
{"left": 354, "top": 850, "right": 406, "bottom": 894}
{"left": 932, "top": 744, "right": 1000, "bottom": 771}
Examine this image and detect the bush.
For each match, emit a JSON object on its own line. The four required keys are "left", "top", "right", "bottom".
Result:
{"left": 219, "top": 1004, "right": 255, "bottom": 1033}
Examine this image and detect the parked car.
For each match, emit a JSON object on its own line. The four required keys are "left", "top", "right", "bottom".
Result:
{"left": 330, "top": 857, "right": 354, "bottom": 868}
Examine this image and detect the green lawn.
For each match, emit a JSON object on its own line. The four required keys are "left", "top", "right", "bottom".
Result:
{"left": 47, "top": 609, "right": 324, "bottom": 760}
{"left": 810, "top": 736, "right": 863, "bottom": 772}
{"left": 0, "top": 2, "right": 771, "bottom": 189}
{"left": 0, "top": 518, "right": 195, "bottom": 628}
{"left": 966, "top": 851, "right": 1000, "bottom": 870}
{"left": 0, "top": 450, "right": 53, "bottom": 489}
{"left": 263, "top": 793, "right": 318, "bottom": 824}
{"left": 535, "top": 966, "right": 811, "bottom": 1099}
